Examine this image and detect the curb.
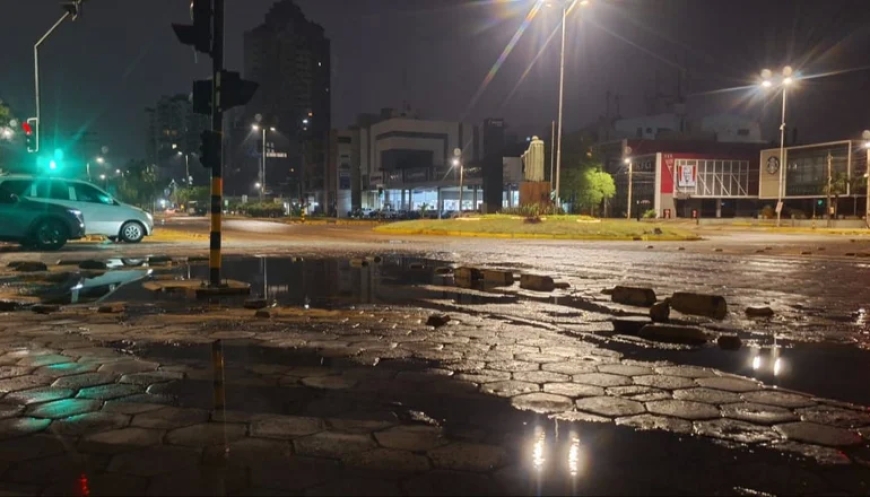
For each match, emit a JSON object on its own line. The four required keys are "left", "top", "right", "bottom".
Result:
{"left": 373, "top": 228, "right": 700, "bottom": 242}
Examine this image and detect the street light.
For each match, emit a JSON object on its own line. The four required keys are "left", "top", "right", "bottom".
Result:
{"left": 624, "top": 157, "right": 633, "bottom": 220}
{"left": 252, "top": 123, "right": 278, "bottom": 202}
{"left": 96, "top": 156, "right": 104, "bottom": 164}
{"left": 452, "top": 150, "right": 463, "bottom": 214}
{"left": 760, "top": 65, "right": 795, "bottom": 227}
{"left": 547, "top": 0, "right": 592, "bottom": 209}
{"left": 863, "top": 130, "right": 870, "bottom": 227}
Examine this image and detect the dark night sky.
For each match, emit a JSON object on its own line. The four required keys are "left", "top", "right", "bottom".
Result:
{"left": 2, "top": 0, "right": 870, "bottom": 161}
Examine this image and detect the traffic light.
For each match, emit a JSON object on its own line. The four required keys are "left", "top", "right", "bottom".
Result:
{"left": 172, "top": 0, "right": 213, "bottom": 54}
{"left": 199, "top": 130, "right": 221, "bottom": 169}
{"left": 190, "top": 71, "right": 258, "bottom": 115}
{"left": 23, "top": 118, "right": 38, "bottom": 153}
{"left": 61, "top": 0, "right": 83, "bottom": 21}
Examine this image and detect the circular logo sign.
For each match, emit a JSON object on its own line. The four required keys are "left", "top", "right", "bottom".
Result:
{"left": 766, "top": 156, "right": 780, "bottom": 175}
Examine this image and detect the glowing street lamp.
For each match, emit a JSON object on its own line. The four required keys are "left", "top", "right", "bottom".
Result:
{"left": 760, "top": 65, "right": 795, "bottom": 227}
{"left": 252, "top": 123, "right": 278, "bottom": 202}
{"left": 542, "top": 0, "right": 592, "bottom": 208}
{"left": 863, "top": 130, "right": 870, "bottom": 226}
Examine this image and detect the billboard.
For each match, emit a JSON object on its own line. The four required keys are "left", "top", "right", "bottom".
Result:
{"left": 677, "top": 164, "right": 696, "bottom": 187}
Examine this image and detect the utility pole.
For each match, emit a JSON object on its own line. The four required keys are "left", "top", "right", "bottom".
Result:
{"left": 549, "top": 120, "right": 555, "bottom": 189}
{"left": 826, "top": 151, "right": 834, "bottom": 228}
{"left": 626, "top": 159, "right": 633, "bottom": 220}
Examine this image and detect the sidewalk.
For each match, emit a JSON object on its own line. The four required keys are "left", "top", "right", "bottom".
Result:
{"left": 0, "top": 303, "right": 868, "bottom": 495}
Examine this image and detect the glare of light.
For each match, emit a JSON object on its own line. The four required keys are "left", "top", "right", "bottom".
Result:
{"left": 1, "top": 128, "right": 13, "bottom": 139}
{"left": 761, "top": 68, "right": 773, "bottom": 79}
{"left": 531, "top": 427, "right": 546, "bottom": 472}
{"left": 255, "top": 182, "right": 261, "bottom": 189}
{"left": 624, "top": 158, "right": 631, "bottom": 165}
{"left": 269, "top": 127, "right": 276, "bottom": 132}
{"left": 96, "top": 157, "right": 104, "bottom": 164}
{"left": 782, "top": 65, "right": 793, "bottom": 77}
{"left": 568, "top": 432, "right": 581, "bottom": 477}
{"left": 452, "top": 158, "right": 460, "bottom": 167}
{"left": 783, "top": 77, "right": 793, "bottom": 86}
{"left": 115, "top": 169, "right": 121, "bottom": 174}
{"left": 171, "top": 143, "right": 178, "bottom": 149}
{"left": 761, "top": 80, "right": 773, "bottom": 88}
{"left": 302, "top": 119, "right": 309, "bottom": 125}
{"left": 49, "top": 160, "right": 57, "bottom": 170}
{"left": 579, "top": 0, "right": 590, "bottom": 6}
{"left": 752, "top": 355, "right": 762, "bottom": 370}
{"left": 99, "top": 174, "right": 106, "bottom": 180}
{"left": 773, "top": 357, "right": 783, "bottom": 377}
{"left": 252, "top": 124, "right": 260, "bottom": 131}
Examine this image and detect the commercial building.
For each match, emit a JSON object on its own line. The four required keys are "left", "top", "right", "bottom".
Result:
{"left": 242, "top": 0, "right": 330, "bottom": 204}
{"left": 759, "top": 140, "right": 868, "bottom": 218}
{"left": 596, "top": 139, "right": 764, "bottom": 218}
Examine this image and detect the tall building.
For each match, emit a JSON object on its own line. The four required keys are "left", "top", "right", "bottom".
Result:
{"left": 145, "top": 94, "right": 208, "bottom": 184}
{"left": 242, "top": 0, "right": 331, "bottom": 204}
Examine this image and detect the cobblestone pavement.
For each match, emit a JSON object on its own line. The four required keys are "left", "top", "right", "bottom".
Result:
{"left": 0, "top": 299, "right": 869, "bottom": 496}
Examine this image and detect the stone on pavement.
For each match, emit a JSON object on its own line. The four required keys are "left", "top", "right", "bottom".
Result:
{"left": 76, "top": 383, "right": 143, "bottom": 400}
{"left": 519, "top": 274, "right": 556, "bottom": 292}
{"left": 775, "top": 422, "right": 863, "bottom": 447}
{"left": 615, "top": 414, "right": 693, "bottom": 434}
{"left": 51, "top": 372, "right": 116, "bottom": 390}
{"left": 696, "top": 376, "right": 761, "bottom": 393}
{"left": 479, "top": 380, "right": 539, "bottom": 397}
{"left": 131, "top": 406, "right": 209, "bottom": 429}
{"left": 795, "top": 405, "right": 870, "bottom": 429}
{"left": 50, "top": 411, "right": 131, "bottom": 436}
{"left": 80, "top": 427, "right": 166, "bottom": 453}
{"left": 26, "top": 398, "right": 102, "bottom": 419}
{"left": 745, "top": 305, "right": 775, "bottom": 318}
{"left": 611, "top": 286, "right": 657, "bottom": 307}
{"left": 166, "top": 422, "right": 247, "bottom": 447}
{"left": 251, "top": 415, "right": 323, "bottom": 439}
{"left": 717, "top": 335, "right": 743, "bottom": 350}
{"left": 573, "top": 373, "right": 632, "bottom": 388}
{"left": 645, "top": 400, "right": 721, "bottom": 420}
{"left": 293, "top": 431, "right": 377, "bottom": 458}
{"left": 542, "top": 382, "right": 605, "bottom": 398}
{"left": 741, "top": 390, "right": 816, "bottom": 409}
{"left": 633, "top": 374, "right": 696, "bottom": 390}
{"left": 575, "top": 396, "right": 646, "bottom": 418}
{"left": 694, "top": 418, "right": 782, "bottom": 444}
{"left": 3, "top": 387, "right": 74, "bottom": 405}
{"left": 510, "top": 392, "right": 574, "bottom": 413}
{"left": 649, "top": 302, "right": 670, "bottom": 323}
{"left": 720, "top": 402, "right": 798, "bottom": 425}
{"left": 672, "top": 388, "right": 741, "bottom": 404}
{"left": 669, "top": 292, "right": 728, "bottom": 320}
{"left": 0, "top": 417, "right": 50, "bottom": 440}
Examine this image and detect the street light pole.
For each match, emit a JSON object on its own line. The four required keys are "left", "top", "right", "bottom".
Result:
{"left": 554, "top": 1, "right": 568, "bottom": 209}
{"left": 776, "top": 85, "right": 787, "bottom": 227}
{"left": 863, "top": 130, "right": 870, "bottom": 228}
{"left": 625, "top": 158, "right": 633, "bottom": 220}
{"left": 260, "top": 127, "right": 266, "bottom": 203}
{"left": 34, "top": 12, "right": 71, "bottom": 154}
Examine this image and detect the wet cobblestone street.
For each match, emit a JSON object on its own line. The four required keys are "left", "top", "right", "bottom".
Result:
{"left": 0, "top": 231, "right": 869, "bottom": 495}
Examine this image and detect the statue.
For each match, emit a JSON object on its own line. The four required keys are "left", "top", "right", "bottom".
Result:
{"left": 522, "top": 136, "right": 545, "bottom": 182}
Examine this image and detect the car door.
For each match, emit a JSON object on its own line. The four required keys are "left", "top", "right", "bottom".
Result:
{"left": 0, "top": 187, "right": 28, "bottom": 239}
{"left": 69, "top": 181, "right": 119, "bottom": 236}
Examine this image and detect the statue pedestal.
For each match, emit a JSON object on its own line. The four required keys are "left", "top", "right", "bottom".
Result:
{"left": 519, "top": 181, "right": 551, "bottom": 208}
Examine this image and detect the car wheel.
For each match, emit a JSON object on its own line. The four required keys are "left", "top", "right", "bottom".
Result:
{"left": 31, "top": 218, "right": 68, "bottom": 251}
{"left": 119, "top": 221, "right": 145, "bottom": 244}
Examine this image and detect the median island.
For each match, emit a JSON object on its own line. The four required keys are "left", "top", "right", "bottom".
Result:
{"left": 374, "top": 215, "right": 701, "bottom": 241}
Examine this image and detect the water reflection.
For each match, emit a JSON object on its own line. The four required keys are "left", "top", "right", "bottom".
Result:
{"left": 521, "top": 422, "right": 584, "bottom": 496}
{"left": 36, "top": 269, "right": 151, "bottom": 305}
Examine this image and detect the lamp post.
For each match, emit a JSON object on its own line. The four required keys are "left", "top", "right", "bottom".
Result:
{"left": 252, "top": 124, "right": 277, "bottom": 203}
{"left": 863, "top": 130, "right": 870, "bottom": 227}
{"left": 453, "top": 148, "right": 463, "bottom": 215}
{"left": 761, "top": 66, "right": 794, "bottom": 227}
{"left": 624, "top": 158, "right": 633, "bottom": 220}
{"left": 548, "top": 0, "right": 590, "bottom": 209}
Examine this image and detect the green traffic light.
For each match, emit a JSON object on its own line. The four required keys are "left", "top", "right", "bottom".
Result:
{"left": 53, "top": 148, "right": 64, "bottom": 161}
{"left": 49, "top": 160, "right": 57, "bottom": 170}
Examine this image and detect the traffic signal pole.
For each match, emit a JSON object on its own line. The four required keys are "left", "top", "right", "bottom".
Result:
{"left": 209, "top": 0, "right": 224, "bottom": 287}
{"left": 33, "top": 11, "right": 71, "bottom": 154}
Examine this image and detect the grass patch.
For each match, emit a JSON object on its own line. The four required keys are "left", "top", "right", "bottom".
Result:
{"left": 375, "top": 216, "right": 700, "bottom": 241}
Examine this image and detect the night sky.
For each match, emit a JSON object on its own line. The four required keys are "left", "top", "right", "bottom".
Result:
{"left": 2, "top": 0, "right": 870, "bottom": 162}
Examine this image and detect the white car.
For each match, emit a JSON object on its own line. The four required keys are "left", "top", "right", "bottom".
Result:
{"left": 0, "top": 175, "right": 154, "bottom": 243}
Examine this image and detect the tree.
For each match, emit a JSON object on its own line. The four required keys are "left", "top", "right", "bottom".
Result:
{"left": 115, "top": 160, "right": 161, "bottom": 209}
{"left": 576, "top": 168, "right": 616, "bottom": 216}
{"left": 821, "top": 171, "right": 848, "bottom": 218}
{"left": 849, "top": 173, "right": 866, "bottom": 217}
{"left": 0, "top": 100, "right": 22, "bottom": 174}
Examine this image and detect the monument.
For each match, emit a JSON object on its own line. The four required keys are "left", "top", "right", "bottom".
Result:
{"left": 519, "top": 136, "right": 550, "bottom": 208}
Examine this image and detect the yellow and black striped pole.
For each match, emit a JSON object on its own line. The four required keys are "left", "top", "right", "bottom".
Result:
{"left": 208, "top": 0, "right": 224, "bottom": 287}
{"left": 211, "top": 339, "right": 226, "bottom": 411}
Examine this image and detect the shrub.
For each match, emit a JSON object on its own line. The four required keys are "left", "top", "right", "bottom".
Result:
{"left": 760, "top": 205, "right": 775, "bottom": 219}
{"left": 501, "top": 204, "right": 565, "bottom": 217}
{"left": 238, "top": 202, "right": 285, "bottom": 218}
{"left": 643, "top": 209, "right": 657, "bottom": 219}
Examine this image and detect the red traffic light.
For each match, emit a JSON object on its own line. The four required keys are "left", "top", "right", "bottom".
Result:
{"left": 21, "top": 122, "right": 32, "bottom": 135}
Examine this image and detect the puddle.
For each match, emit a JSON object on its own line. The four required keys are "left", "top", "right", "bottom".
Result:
{"left": 607, "top": 339, "right": 870, "bottom": 406}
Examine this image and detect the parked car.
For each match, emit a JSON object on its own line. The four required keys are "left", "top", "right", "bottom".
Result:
{"left": 0, "top": 185, "right": 85, "bottom": 250}
{"left": 0, "top": 175, "right": 154, "bottom": 243}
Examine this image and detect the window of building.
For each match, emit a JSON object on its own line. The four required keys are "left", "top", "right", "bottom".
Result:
{"left": 645, "top": 128, "right": 652, "bottom": 134}
{"left": 737, "top": 129, "right": 750, "bottom": 136}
